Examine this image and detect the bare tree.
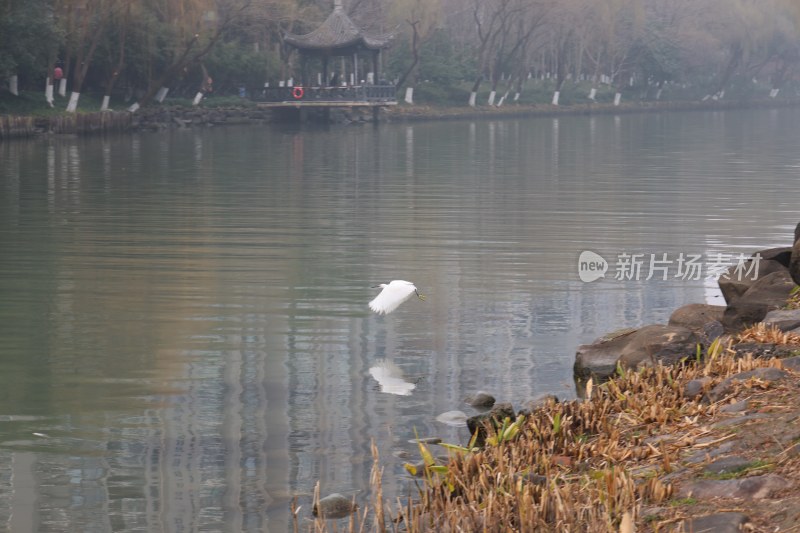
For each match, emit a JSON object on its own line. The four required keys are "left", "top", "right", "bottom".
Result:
{"left": 392, "top": 0, "right": 440, "bottom": 91}
{"left": 65, "top": 0, "right": 123, "bottom": 112}
{"left": 581, "top": 0, "right": 644, "bottom": 105}
{"left": 131, "top": 0, "right": 255, "bottom": 110}
{"left": 466, "top": 0, "right": 551, "bottom": 106}
{"left": 100, "top": 1, "right": 133, "bottom": 110}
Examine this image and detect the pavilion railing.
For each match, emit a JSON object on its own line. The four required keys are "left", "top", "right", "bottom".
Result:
{"left": 252, "top": 85, "right": 397, "bottom": 104}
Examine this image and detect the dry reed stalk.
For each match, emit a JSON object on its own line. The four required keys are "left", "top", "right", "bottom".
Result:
{"left": 370, "top": 440, "right": 386, "bottom": 533}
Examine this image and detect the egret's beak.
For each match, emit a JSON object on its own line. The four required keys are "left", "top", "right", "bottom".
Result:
{"left": 415, "top": 290, "right": 426, "bottom": 301}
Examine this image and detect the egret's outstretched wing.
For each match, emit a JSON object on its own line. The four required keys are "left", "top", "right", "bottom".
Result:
{"left": 368, "top": 280, "right": 417, "bottom": 315}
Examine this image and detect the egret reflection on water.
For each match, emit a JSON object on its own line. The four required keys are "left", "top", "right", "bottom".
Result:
{"left": 368, "top": 360, "right": 416, "bottom": 396}
{"left": 368, "top": 280, "right": 425, "bottom": 315}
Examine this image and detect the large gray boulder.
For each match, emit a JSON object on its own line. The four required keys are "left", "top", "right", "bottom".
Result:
{"left": 617, "top": 324, "right": 701, "bottom": 369}
{"left": 718, "top": 247, "right": 792, "bottom": 305}
{"left": 706, "top": 367, "right": 789, "bottom": 402}
{"left": 574, "top": 325, "right": 700, "bottom": 379}
{"left": 574, "top": 328, "right": 639, "bottom": 379}
{"left": 791, "top": 221, "right": 800, "bottom": 286}
{"left": 668, "top": 304, "right": 725, "bottom": 338}
{"left": 763, "top": 309, "right": 800, "bottom": 332}
{"left": 721, "top": 270, "right": 797, "bottom": 331}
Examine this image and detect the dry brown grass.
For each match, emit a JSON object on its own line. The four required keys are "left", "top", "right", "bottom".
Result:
{"left": 300, "top": 338, "right": 788, "bottom": 532}
{"left": 736, "top": 322, "right": 800, "bottom": 345}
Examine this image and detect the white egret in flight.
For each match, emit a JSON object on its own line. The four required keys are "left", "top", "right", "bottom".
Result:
{"left": 368, "top": 280, "right": 425, "bottom": 315}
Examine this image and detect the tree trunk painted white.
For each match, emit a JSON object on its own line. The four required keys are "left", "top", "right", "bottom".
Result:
{"left": 101, "top": 95, "right": 111, "bottom": 111}
{"left": 513, "top": 92, "right": 520, "bottom": 101}
{"left": 487, "top": 90, "right": 496, "bottom": 106}
{"left": 9, "top": 75, "right": 18, "bottom": 95}
{"left": 289, "top": 78, "right": 294, "bottom": 87}
{"left": 468, "top": 91, "right": 477, "bottom": 107}
{"left": 193, "top": 92, "right": 204, "bottom": 105}
{"left": 770, "top": 88, "right": 780, "bottom": 98}
{"left": 155, "top": 87, "right": 169, "bottom": 103}
{"left": 656, "top": 88, "right": 662, "bottom": 100}
{"left": 404, "top": 87, "right": 413, "bottom": 104}
{"left": 128, "top": 102, "right": 140, "bottom": 113}
{"left": 58, "top": 78, "right": 67, "bottom": 97}
{"left": 317, "top": 73, "right": 322, "bottom": 85}
{"left": 497, "top": 95, "right": 505, "bottom": 107}
{"left": 45, "top": 78, "right": 54, "bottom": 107}
{"left": 551, "top": 91, "right": 560, "bottom": 105}
{"left": 613, "top": 92, "right": 621, "bottom": 106}
{"left": 66, "top": 91, "right": 80, "bottom": 112}
{"left": 278, "top": 80, "right": 285, "bottom": 87}
{"left": 588, "top": 87, "right": 597, "bottom": 100}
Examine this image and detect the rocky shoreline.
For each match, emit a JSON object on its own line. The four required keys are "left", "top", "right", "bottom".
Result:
{"left": 382, "top": 97, "right": 800, "bottom": 123}
{"left": 0, "top": 106, "right": 275, "bottom": 138}
{"left": 576, "top": 235, "right": 800, "bottom": 381}
{"left": 310, "top": 224, "right": 800, "bottom": 531}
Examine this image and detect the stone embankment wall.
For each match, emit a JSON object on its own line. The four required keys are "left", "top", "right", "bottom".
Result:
{"left": 0, "top": 107, "right": 274, "bottom": 139}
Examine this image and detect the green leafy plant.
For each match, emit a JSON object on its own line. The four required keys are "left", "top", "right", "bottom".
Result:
{"left": 486, "top": 415, "right": 526, "bottom": 446}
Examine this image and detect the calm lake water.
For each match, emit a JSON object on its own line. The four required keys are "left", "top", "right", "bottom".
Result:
{"left": 1, "top": 108, "right": 799, "bottom": 531}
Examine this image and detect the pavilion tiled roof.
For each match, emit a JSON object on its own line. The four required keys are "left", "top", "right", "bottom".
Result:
{"left": 284, "top": 3, "right": 393, "bottom": 52}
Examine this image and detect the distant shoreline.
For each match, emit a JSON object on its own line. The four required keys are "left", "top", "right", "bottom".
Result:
{"left": 3, "top": 97, "right": 800, "bottom": 139}
{"left": 382, "top": 97, "right": 800, "bottom": 122}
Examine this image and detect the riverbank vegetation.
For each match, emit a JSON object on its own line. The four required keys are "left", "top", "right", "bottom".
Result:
{"left": 301, "top": 325, "right": 800, "bottom": 532}
{"left": 2, "top": 0, "right": 800, "bottom": 115}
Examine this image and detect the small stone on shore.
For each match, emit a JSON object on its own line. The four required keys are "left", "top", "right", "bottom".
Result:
{"left": 702, "top": 455, "right": 752, "bottom": 475}
{"left": 719, "top": 399, "right": 748, "bottom": 413}
{"left": 678, "top": 474, "right": 790, "bottom": 500}
{"left": 678, "top": 512, "right": 750, "bottom": 533}
{"left": 684, "top": 377, "right": 711, "bottom": 400}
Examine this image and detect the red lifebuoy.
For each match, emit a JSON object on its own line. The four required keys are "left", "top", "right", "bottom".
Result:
{"left": 292, "top": 87, "right": 304, "bottom": 99}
